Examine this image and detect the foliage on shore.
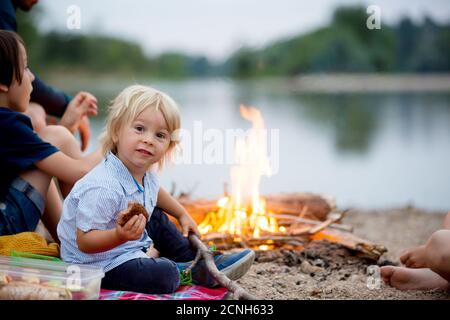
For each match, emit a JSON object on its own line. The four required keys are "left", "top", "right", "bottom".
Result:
{"left": 18, "top": 6, "right": 450, "bottom": 78}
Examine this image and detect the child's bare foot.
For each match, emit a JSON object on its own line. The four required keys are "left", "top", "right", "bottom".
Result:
{"left": 400, "top": 245, "right": 428, "bottom": 268}
{"left": 380, "top": 266, "right": 449, "bottom": 290}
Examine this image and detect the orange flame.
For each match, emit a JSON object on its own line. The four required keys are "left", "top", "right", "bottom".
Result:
{"left": 198, "top": 105, "right": 282, "bottom": 239}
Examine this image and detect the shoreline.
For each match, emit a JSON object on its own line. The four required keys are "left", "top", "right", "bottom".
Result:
{"left": 45, "top": 71, "right": 450, "bottom": 94}
{"left": 288, "top": 73, "right": 450, "bottom": 93}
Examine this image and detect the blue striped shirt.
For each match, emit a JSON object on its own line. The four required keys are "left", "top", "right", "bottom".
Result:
{"left": 57, "top": 151, "right": 159, "bottom": 272}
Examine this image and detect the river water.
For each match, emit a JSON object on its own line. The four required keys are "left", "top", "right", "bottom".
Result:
{"left": 61, "top": 77, "right": 450, "bottom": 211}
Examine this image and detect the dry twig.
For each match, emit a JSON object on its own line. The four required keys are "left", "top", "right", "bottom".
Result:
{"left": 269, "top": 213, "right": 353, "bottom": 232}
{"left": 308, "top": 210, "right": 348, "bottom": 235}
{"left": 188, "top": 234, "right": 259, "bottom": 300}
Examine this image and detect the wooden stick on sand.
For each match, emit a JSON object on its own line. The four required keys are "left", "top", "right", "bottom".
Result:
{"left": 188, "top": 234, "right": 259, "bottom": 300}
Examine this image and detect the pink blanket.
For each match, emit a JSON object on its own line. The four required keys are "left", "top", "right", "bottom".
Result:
{"left": 99, "top": 285, "right": 228, "bottom": 300}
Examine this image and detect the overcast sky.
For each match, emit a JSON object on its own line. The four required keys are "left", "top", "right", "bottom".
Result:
{"left": 37, "top": 0, "right": 450, "bottom": 62}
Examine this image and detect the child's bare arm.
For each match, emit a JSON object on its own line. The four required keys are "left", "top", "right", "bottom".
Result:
{"left": 35, "top": 148, "right": 103, "bottom": 185}
{"left": 156, "top": 187, "right": 200, "bottom": 236}
{"left": 77, "top": 214, "right": 147, "bottom": 254}
{"left": 156, "top": 187, "right": 187, "bottom": 220}
{"left": 77, "top": 228, "right": 123, "bottom": 254}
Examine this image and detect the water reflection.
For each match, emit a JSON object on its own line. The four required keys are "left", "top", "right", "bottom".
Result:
{"left": 292, "top": 94, "right": 380, "bottom": 154}
{"left": 59, "top": 78, "right": 450, "bottom": 210}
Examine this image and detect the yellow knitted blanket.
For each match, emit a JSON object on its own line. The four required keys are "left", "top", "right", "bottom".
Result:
{"left": 0, "top": 232, "right": 60, "bottom": 257}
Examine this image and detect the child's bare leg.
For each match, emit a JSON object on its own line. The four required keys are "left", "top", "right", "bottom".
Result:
{"left": 380, "top": 266, "right": 449, "bottom": 290}
{"left": 40, "top": 179, "right": 63, "bottom": 243}
{"left": 424, "top": 230, "right": 450, "bottom": 281}
{"left": 38, "top": 125, "right": 83, "bottom": 197}
{"left": 23, "top": 102, "right": 47, "bottom": 133}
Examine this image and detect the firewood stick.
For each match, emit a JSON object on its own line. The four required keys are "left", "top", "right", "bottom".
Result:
{"left": 269, "top": 214, "right": 353, "bottom": 232}
{"left": 202, "top": 232, "right": 234, "bottom": 242}
{"left": 308, "top": 211, "right": 348, "bottom": 235}
{"left": 182, "top": 250, "right": 202, "bottom": 275}
{"left": 188, "top": 234, "right": 259, "bottom": 300}
{"left": 298, "top": 205, "right": 308, "bottom": 218}
{"left": 311, "top": 228, "right": 387, "bottom": 260}
{"left": 308, "top": 219, "right": 335, "bottom": 235}
{"left": 289, "top": 226, "right": 313, "bottom": 236}
{"left": 247, "top": 235, "right": 308, "bottom": 242}
{"left": 270, "top": 207, "right": 315, "bottom": 216}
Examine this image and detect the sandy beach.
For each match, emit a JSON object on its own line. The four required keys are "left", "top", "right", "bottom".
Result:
{"left": 236, "top": 208, "right": 450, "bottom": 300}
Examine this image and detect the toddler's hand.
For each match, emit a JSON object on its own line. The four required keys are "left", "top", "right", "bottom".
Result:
{"left": 115, "top": 214, "right": 146, "bottom": 242}
{"left": 178, "top": 213, "right": 201, "bottom": 237}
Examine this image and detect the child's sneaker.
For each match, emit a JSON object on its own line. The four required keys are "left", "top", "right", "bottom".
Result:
{"left": 177, "top": 249, "right": 255, "bottom": 288}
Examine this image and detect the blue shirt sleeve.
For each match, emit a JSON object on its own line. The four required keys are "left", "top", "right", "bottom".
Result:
{"left": 75, "top": 187, "right": 124, "bottom": 232}
{"left": 0, "top": 0, "right": 17, "bottom": 31}
{"left": 0, "top": 110, "right": 59, "bottom": 171}
{"left": 30, "top": 76, "right": 72, "bottom": 118}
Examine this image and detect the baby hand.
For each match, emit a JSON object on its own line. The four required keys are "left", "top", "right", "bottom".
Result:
{"left": 115, "top": 214, "right": 146, "bottom": 242}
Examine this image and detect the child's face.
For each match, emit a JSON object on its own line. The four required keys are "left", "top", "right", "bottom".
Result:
{"left": 114, "top": 107, "right": 171, "bottom": 179}
{"left": 8, "top": 43, "right": 35, "bottom": 113}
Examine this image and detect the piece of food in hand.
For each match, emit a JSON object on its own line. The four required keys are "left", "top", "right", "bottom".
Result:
{"left": 117, "top": 202, "right": 149, "bottom": 226}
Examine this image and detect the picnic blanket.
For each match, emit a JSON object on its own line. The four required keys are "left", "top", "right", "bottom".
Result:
{"left": 99, "top": 285, "right": 228, "bottom": 300}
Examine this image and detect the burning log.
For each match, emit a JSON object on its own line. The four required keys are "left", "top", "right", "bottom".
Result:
{"left": 246, "top": 236, "right": 306, "bottom": 250}
{"left": 196, "top": 209, "right": 385, "bottom": 261}
{"left": 188, "top": 234, "right": 259, "bottom": 300}
{"left": 173, "top": 200, "right": 383, "bottom": 260}
{"left": 178, "top": 192, "right": 335, "bottom": 225}
{"left": 310, "top": 228, "right": 387, "bottom": 261}
{"left": 268, "top": 214, "right": 353, "bottom": 232}
{"left": 264, "top": 193, "right": 336, "bottom": 221}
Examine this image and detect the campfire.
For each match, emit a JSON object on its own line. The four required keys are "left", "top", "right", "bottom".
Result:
{"left": 197, "top": 105, "right": 280, "bottom": 244}
{"left": 178, "top": 105, "right": 386, "bottom": 262}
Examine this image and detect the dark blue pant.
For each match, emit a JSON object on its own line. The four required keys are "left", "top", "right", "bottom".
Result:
{"left": 101, "top": 207, "right": 197, "bottom": 294}
{"left": 0, "top": 177, "right": 45, "bottom": 236}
